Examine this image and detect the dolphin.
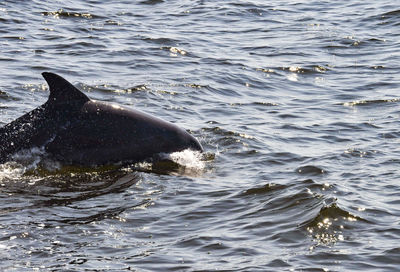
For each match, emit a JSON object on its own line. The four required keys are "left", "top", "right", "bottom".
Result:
{"left": 0, "top": 72, "right": 203, "bottom": 166}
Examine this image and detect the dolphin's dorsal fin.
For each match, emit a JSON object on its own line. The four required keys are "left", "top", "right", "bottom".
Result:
{"left": 42, "top": 72, "right": 90, "bottom": 105}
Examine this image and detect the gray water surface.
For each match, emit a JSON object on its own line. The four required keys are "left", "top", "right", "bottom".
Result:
{"left": 1, "top": 1, "right": 400, "bottom": 271}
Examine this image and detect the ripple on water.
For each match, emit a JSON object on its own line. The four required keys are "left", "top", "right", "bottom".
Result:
{"left": 240, "top": 182, "right": 288, "bottom": 197}
{"left": 296, "top": 165, "right": 326, "bottom": 176}
{"left": 343, "top": 98, "right": 400, "bottom": 107}
{"left": 257, "top": 65, "right": 329, "bottom": 76}
{"left": 301, "top": 203, "right": 369, "bottom": 248}
{"left": 368, "top": 9, "right": 400, "bottom": 26}
{"left": 41, "top": 9, "right": 104, "bottom": 20}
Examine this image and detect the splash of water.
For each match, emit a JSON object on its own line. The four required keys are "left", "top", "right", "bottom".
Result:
{"left": 132, "top": 149, "right": 207, "bottom": 176}
{"left": 0, "top": 147, "right": 60, "bottom": 184}
{"left": 167, "top": 149, "right": 205, "bottom": 170}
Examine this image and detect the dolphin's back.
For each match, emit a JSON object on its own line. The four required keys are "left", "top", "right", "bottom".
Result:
{"left": 46, "top": 100, "right": 200, "bottom": 165}
{"left": 0, "top": 72, "right": 203, "bottom": 166}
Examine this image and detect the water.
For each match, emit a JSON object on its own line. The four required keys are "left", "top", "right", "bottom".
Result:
{"left": 1, "top": 0, "right": 400, "bottom": 271}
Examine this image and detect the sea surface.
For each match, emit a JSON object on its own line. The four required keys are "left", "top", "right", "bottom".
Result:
{"left": 0, "top": 0, "right": 400, "bottom": 271}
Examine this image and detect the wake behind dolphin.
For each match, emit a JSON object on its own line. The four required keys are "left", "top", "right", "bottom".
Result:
{"left": 0, "top": 72, "right": 203, "bottom": 166}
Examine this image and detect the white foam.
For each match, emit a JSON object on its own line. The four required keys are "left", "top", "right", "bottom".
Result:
{"left": 0, "top": 147, "right": 60, "bottom": 183}
{"left": 165, "top": 149, "right": 205, "bottom": 170}
{"left": 0, "top": 161, "right": 26, "bottom": 183}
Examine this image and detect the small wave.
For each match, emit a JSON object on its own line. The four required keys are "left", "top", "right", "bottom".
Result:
{"left": 283, "top": 65, "right": 329, "bottom": 74}
{"left": 257, "top": 65, "right": 329, "bottom": 76}
{"left": 342, "top": 148, "right": 377, "bottom": 158}
{"left": 0, "top": 164, "right": 142, "bottom": 223}
{"left": 343, "top": 98, "right": 400, "bottom": 107}
{"left": 115, "top": 85, "right": 150, "bottom": 94}
{"left": 184, "top": 83, "right": 208, "bottom": 89}
{"left": 296, "top": 165, "right": 326, "bottom": 176}
{"left": 54, "top": 199, "right": 149, "bottom": 225}
{"left": 203, "top": 126, "right": 256, "bottom": 140}
{"left": 41, "top": 9, "right": 103, "bottom": 20}
{"left": 140, "top": 0, "right": 164, "bottom": 5}
{"left": 229, "top": 101, "right": 278, "bottom": 107}
{"left": 141, "top": 36, "right": 179, "bottom": 46}
{"left": 381, "top": 9, "right": 400, "bottom": 18}
{"left": 301, "top": 203, "right": 367, "bottom": 247}
{"left": 83, "top": 83, "right": 150, "bottom": 95}
{"left": 241, "top": 183, "right": 287, "bottom": 196}
{"left": 202, "top": 126, "right": 260, "bottom": 152}
{"left": 368, "top": 9, "right": 400, "bottom": 26}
